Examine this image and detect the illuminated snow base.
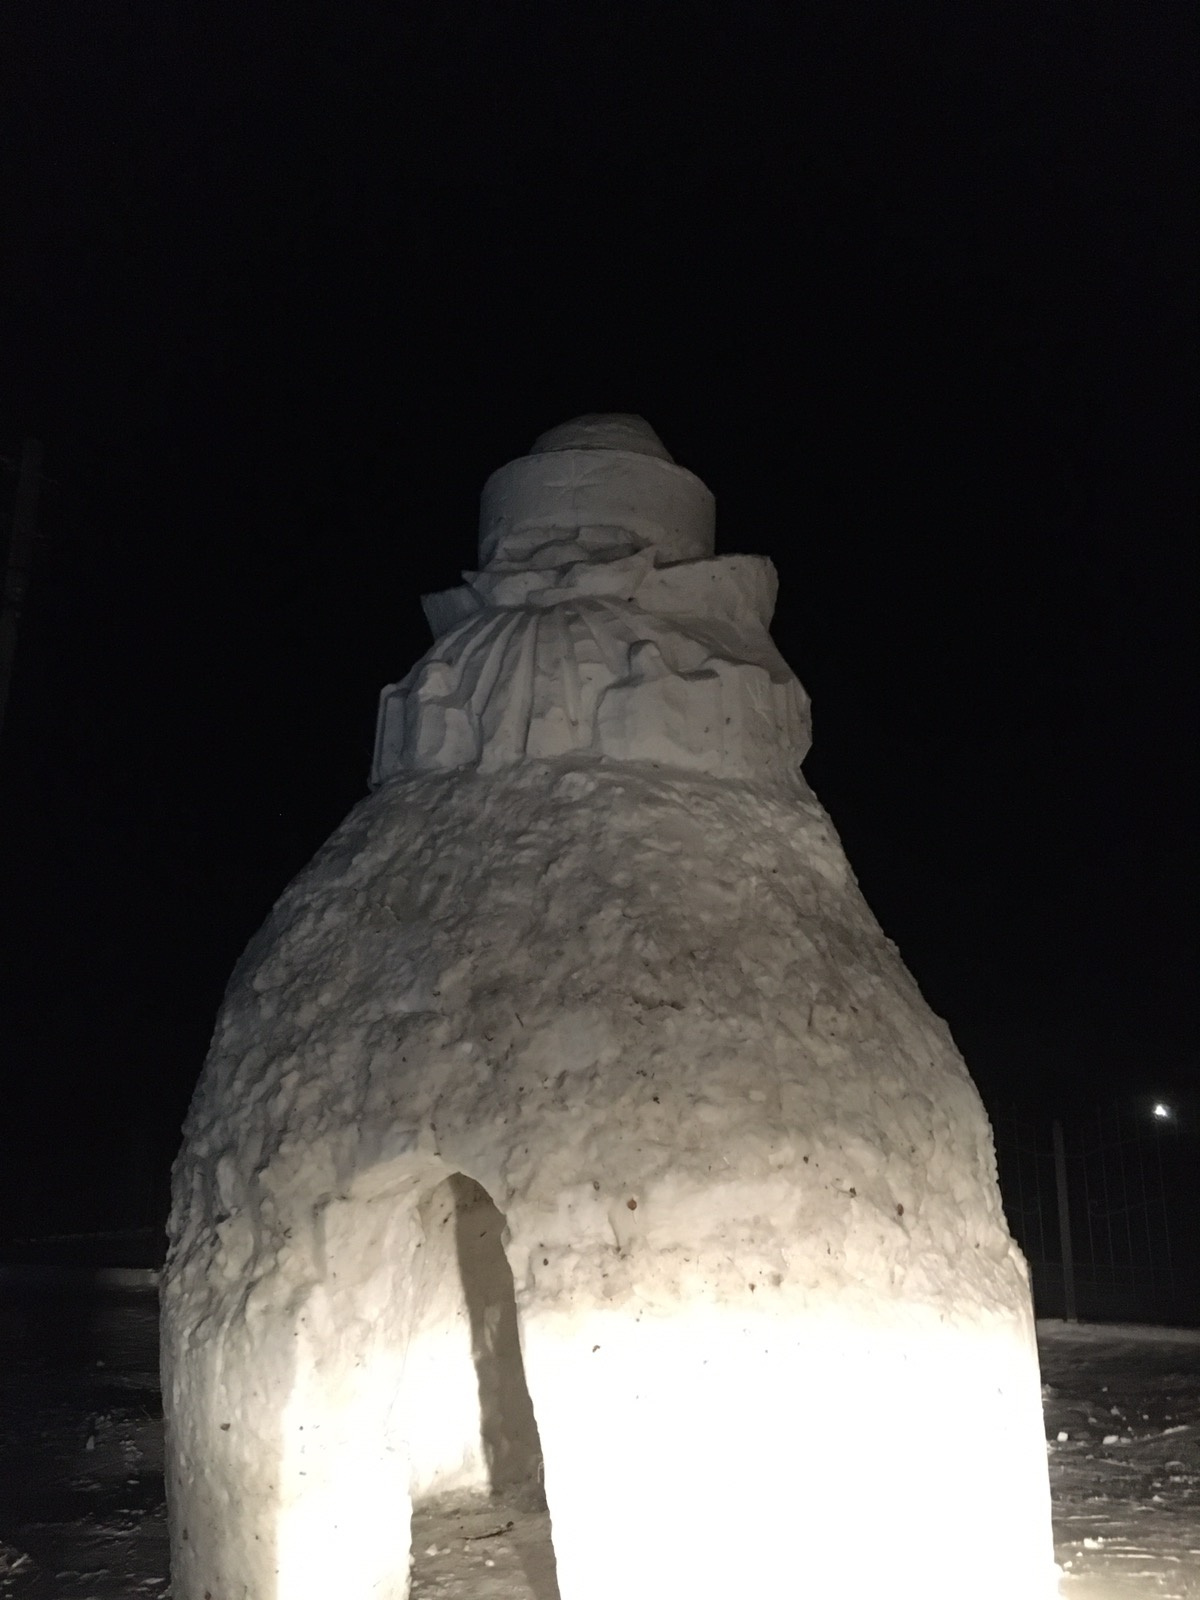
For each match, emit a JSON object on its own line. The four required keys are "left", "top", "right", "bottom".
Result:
{"left": 162, "top": 418, "right": 1057, "bottom": 1599}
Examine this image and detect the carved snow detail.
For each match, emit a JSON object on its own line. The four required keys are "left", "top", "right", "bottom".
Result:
{"left": 371, "top": 418, "right": 810, "bottom": 784}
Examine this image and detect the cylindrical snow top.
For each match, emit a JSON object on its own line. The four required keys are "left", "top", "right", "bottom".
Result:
{"left": 479, "top": 413, "right": 715, "bottom": 567}
{"left": 530, "top": 413, "right": 674, "bottom": 460}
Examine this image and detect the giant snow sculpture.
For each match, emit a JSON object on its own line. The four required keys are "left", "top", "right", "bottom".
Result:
{"left": 162, "top": 416, "right": 1058, "bottom": 1600}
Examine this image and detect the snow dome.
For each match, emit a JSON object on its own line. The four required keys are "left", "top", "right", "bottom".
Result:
{"left": 162, "top": 416, "right": 1058, "bottom": 1599}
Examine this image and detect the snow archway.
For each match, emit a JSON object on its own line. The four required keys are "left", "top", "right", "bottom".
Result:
{"left": 267, "top": 1161, "right": 556, "bottom": 1599}
{"left": 162, "top": 1150, "right": 560, "bottom": 1600}
{"left": 437, "top": 1172, "right": 547, "bottom": 1497}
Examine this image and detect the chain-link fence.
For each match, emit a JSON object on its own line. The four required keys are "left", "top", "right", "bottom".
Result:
{"left": 991, "top": 1098, "right": 1198, "bottom": 1327}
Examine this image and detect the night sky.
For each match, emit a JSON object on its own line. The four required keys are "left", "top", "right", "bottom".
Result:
{"left": 1, "top": 4, "right": 1195, "bottom": 1246}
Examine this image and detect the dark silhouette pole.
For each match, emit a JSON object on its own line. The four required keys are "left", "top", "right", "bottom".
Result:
{"left": 0, "top": 437, "right": 44, "bottom": 753}
{"left": 1052, "top": 1118, "right": 1078, "bottom": 1321}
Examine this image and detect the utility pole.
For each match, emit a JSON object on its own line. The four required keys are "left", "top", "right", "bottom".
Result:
{"left": 1052, "top": 1118, "right": 1078, "bottom": 1322}
{"left": 0, "top": 437, "right": 44, "bottom": 751}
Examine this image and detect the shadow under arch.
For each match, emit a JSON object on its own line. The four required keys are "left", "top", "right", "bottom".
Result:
{"left": 409, "top": 1167, "right": 562, "bottom": 1600}
{"left": 445, "top": 1172, "right": 546, "bottom": 1498}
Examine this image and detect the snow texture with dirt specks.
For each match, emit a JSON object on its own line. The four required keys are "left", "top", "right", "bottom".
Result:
{"left": 161, "top": 757, "right": 1054, "bottom": 1600}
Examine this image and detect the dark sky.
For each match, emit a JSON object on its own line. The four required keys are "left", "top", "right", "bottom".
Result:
{"left": 1, "top": 3, "right": 1195, "bottom": 1241}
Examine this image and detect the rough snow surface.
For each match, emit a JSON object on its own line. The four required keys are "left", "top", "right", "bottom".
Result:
{"left": 170, "top": 760, "right": 1028, "bottom": 1320}
{"left": 162, "top": 760, "right": 1052, "bottom": 1599}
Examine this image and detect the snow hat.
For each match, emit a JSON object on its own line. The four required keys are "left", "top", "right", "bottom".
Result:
{"left": 478, "top": 413, "right": 716, "bottom": 567}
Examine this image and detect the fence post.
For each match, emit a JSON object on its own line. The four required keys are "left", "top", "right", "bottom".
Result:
{"left": 1052, "top": 1119, "right": 1078, "bottom": 1321}
{"left": 0, "top": 437, "right": 44, "bottom": 752}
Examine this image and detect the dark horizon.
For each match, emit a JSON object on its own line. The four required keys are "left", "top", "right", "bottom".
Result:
{"left": 1, "top": 3, "right": 1195, "bottom": 1247}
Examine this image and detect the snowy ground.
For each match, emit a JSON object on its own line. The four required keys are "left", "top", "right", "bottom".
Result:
{"left": 1040, "top": 1321, "right": 1200, "bottom": 1598}
{"left": 0, "top": 1282, "right": 1196, "bottom": 1598}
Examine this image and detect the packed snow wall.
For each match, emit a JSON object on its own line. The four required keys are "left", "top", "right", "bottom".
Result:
{"left": 162, "top": 417, "right": 1058, "bottom": 1600}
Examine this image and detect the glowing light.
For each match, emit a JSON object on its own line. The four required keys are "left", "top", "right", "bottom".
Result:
{"left": 260, "top": 1168, "right": 1059, "bottom": 1598}
{"left": 520, "top": 1301, "right": 1060, "bottom": 1600}
{"left": 1152, "top": 1102, "right": 1172, "bottom": 1121}
{"left": 275, "top": 1344, "right": 414, "bottom": 1600}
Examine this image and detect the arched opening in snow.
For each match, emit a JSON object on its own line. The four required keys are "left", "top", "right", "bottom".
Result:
{"left": 405, "top": 1171, "right": 561, "bottom": 1598}
{"left": 442, "top": 1172, "right": 545, "bottom": 1495}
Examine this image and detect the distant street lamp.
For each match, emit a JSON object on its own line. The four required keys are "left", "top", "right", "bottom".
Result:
{"left": 1152, "top": 1102, "right": 1173, "bottom": 1122}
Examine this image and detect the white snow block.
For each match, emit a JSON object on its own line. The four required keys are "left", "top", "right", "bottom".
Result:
{"left": 162, "top": 418, "right": 1058, "bottom": 1600}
